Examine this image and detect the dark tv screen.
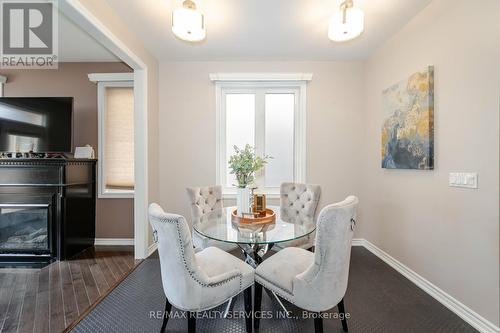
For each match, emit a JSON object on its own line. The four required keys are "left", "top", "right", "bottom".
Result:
{"left": 0, "top": 97, "right": 73, "bottom": 152}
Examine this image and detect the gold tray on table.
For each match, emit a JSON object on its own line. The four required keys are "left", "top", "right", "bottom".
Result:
{"left": 231, "top": 209, "right": 276, "bottom": 225}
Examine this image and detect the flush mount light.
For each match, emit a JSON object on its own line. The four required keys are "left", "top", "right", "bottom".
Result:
{"left": 172, "top": 0, "right": 206, "bottom": 42}
{"left": 328, "top": 0, "right": 364, "bottom": 42}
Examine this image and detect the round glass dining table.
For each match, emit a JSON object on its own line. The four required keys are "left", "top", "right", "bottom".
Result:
{"left": 193, "top": 206, "right": 316, "bottom": 268}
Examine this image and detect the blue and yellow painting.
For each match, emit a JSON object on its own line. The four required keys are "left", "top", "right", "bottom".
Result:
{"left": 381, "top": 66, "right": 434, "bottom": 170}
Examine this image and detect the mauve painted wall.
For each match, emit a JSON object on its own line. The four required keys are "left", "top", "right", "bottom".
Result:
{"left": 0, "top": 62, "right": 134, "bottom": 238}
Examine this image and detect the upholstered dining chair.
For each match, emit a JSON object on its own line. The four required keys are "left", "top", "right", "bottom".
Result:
{"left": 186, "top": 186, "right": 236, "bottom": 252}
{"left": 274, "top": 182, "right": 321, "bottom": 251}
{"left": 254, "top": 196, "right": 358, "bottom": 333}
{"left": 148, "top": 203, "right": 254, "bottom": 333}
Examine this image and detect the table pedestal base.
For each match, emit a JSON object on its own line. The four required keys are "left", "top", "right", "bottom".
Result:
{"left": 238, "top": 243, "right": 274, "bottom": 268}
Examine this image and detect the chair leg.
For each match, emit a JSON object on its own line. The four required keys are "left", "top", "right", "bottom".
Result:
{"left": 338, "top": 298, "right": 348, "bottom": 332}
{"left": 244, "top": 287, "right": 253, "bottom": 333}
{"left": 314, "top": 313, "right": 323, "bottom": 333}
{"left": 187, "top": 311, "right": 196, "bottom": 333}
{"left": 254, "top": 282, "right": 263, "bottom": 330}
{"left": 160, "top": 298, "right": 172, "bottom": 333}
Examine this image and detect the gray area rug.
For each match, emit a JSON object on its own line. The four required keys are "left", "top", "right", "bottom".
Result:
{"left": 71, "top": 247, "right": 477, "bottom": 333}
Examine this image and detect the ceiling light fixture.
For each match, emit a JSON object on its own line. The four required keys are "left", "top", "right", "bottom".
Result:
{"left": 172, "top": 0, "right": 206, "bottom": 42}
{"left": 328, "top": 0, "right": 364, "bottom": 42}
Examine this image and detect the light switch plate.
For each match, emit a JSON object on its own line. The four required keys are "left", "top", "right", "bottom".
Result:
{"left": 449, "top": 172, "right": 478, "bottom": 189}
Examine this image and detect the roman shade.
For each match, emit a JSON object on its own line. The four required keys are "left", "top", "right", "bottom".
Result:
{"left": 104, "top": 86, "right": 134, "bottom": 190}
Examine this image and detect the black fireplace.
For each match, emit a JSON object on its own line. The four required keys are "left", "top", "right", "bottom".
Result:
{"left": 0, "top": 158, "right": 96, "bottom": 267}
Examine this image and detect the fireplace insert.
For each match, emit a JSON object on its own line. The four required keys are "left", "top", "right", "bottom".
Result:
{"left": 0, "top": 204, "right": 51, "bottom": 254}
{"left": 0, "top": 192, "right": 56, "bottom": 266}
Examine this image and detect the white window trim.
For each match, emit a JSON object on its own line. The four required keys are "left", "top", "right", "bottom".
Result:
{"left": 89, "top": 73, "right": 134, "bottom": 198}
{"left": 0, "top": 75, "right": 7, "bottom": 97}
{"left": 88, "top": 72, "right": 134, "bottom": 83}
{"left": 212, "top": 73, "right": 311, "bottom": 199}
{"left": 210, "top": 72, "right": 313, "bottom": 82}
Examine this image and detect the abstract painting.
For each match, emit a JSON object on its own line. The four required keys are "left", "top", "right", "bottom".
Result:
{"left": 381, "top": 66, "right": 434, "bottom": 170}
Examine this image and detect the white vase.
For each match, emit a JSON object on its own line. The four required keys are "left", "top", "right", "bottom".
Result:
{"left": 236, "top": 187, "right": 251, "bottom": 215}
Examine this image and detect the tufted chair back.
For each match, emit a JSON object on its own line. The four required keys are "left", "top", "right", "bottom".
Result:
{"left": 149, "top": 203, "right": 209, "bottom": 310}
{"left": 293, "top": 196, "right": 358, "bottom": 311}
{"left": 280, "top": 182, "right": 321, "bottom": 224}
{"left": 149, "top": 203, "right": 246, "bottom": 312}
{"left": 186, "top": 186, "right": 223, "bottom": 227}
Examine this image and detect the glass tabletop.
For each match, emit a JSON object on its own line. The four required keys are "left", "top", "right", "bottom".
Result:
{"left": 193, "top": 206, "right": 316, "bottom": 245}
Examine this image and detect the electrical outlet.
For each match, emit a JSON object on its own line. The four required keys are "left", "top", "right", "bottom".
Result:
{"left": 449, "top": 172, "right": 478, "bottom": 189}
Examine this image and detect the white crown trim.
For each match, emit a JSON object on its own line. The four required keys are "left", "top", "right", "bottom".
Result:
{"left": 209, "top": 73, "right": 313, "bottom": 82}
{"left": 88, "top": 72, "right": 134, "bottom": 83}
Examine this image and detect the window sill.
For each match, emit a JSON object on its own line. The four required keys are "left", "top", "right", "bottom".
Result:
{"left": 98, "top": 189, "right": 134, "bottom": 199}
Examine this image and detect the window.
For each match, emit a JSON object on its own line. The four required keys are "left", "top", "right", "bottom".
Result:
{"left": 89, "top": 73, "right": 134, "bottom": 198}
{"left": 212, "top": 73, "right": 311, "bottom": 198}
{"left": 0, "top": 75, "right": 6, "bottom": 97}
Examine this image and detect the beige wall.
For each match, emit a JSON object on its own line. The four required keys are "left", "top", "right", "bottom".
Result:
{"left": 158, "top": 61, "right": 365, "bottom": 223}
{"left": 360, "top": 0, "right": 500, "bottom": 326}
{"left": 0, "top": 62, "right": 135, "bottom": 238}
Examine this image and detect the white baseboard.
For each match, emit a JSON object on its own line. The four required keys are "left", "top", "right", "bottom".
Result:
{"left": 351, "top": 238, "right": 365, "bottom": 246}
{"left": 148, "top": 242, "right": 158, "bottom": 257}
{"left": 352, "top": 238, "right": 499, "bottom": 333}
{"left": 94, "top": 238, "right": 134, "bottom": 246}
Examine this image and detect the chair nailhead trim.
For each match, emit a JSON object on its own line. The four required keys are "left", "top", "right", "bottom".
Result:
{"left": 158, "top": 215, "right": 242, "bottom": 290}
{"left": 256, "top": 273, "right": 293, "bottom": 295}
{"left": 256, "top": 275, "right": 295, "bottom": 304}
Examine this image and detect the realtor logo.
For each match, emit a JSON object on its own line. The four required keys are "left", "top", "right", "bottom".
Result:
{"left": 0, "top": 0, "right": 58, "bottom": 68}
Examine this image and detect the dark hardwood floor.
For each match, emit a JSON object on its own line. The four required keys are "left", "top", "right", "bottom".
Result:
{"left": 0, "top": 246, "right": 141, "bottom": 333}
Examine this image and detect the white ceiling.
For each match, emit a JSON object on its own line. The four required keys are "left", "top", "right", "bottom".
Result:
{"left": 58, "top": 11, "right": 119, "bottom": 62}
{"left": 104, "top": 0, "right": 432, "bottom": 61}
